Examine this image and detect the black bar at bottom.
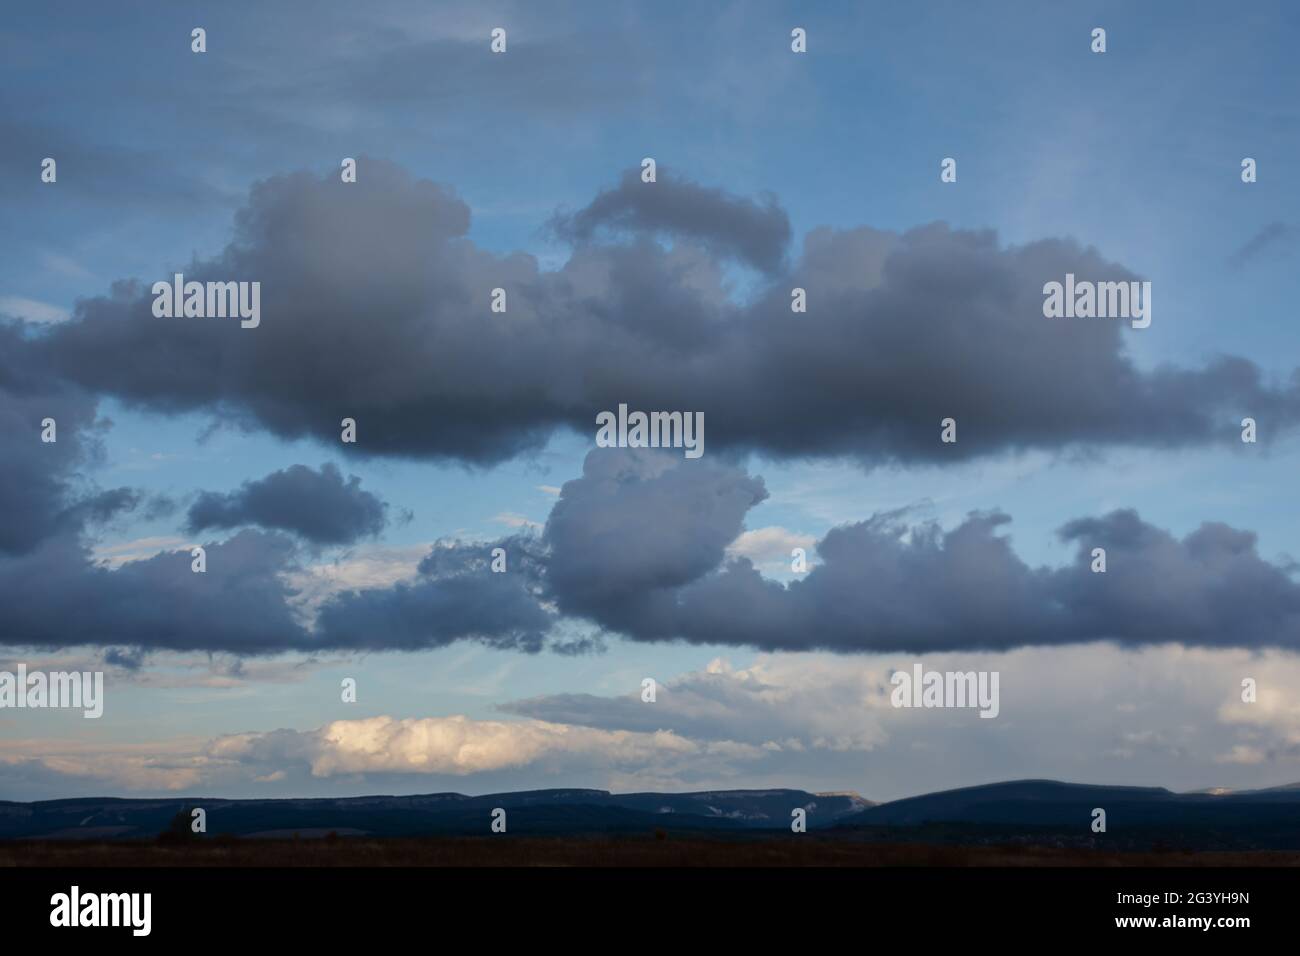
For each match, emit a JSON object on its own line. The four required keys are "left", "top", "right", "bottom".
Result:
{"left": 0, "top": 866, "right": 1284, "bottom": 941}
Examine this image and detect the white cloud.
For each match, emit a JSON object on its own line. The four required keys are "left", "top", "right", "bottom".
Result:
{"left": 0, "top": 738, "right": 213, "bottom": 792}
{"left": 505, "top": 646, "right": 1300, "bottom": 799}
{"left": 0, "top": 295, "right": 70, "bottom": 324}
{"left": 39, "top": 251, "right": 94, "bottom": 280}
{"left": 285, "top": 543, "right": 433, "bottom": 618}
{"left": 726, "top": 525, "right": 816, "bottom": 571}
{"left": 312, "top": 715, "right": 697, "bottom": 775}
{"left": 92, "top": 536, "right": 192, "bottom": 568}
{"left": 492, "top": 511, "right": 543, "bottom": 530}
{"left": 9, "top": 648, "right": 1300, "bottom": 801}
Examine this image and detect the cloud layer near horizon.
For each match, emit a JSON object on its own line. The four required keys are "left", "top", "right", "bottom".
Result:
{"left": 5, "top": 645, "right": 1299, "bottom": 801}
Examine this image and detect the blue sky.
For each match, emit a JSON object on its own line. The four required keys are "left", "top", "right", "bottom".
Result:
{"left": 2, "top": 1, "right": 1299, "bottom": 803}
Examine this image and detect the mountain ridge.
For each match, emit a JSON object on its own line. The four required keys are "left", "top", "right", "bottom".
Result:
{"left": 3, "top": 779, "right": 1299, "bottom": 844}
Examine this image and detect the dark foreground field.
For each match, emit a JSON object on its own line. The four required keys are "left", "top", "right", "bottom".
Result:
{"left": 4, "top": 835, "right": 1299, "bottom": 867}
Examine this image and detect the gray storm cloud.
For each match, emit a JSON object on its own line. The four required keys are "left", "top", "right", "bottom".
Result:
{"left": 535, "top": 450, "right": 1300, "bottom": 653}
{"left": 0, "top": 441, "right": 1297, "bottom": 655}
{"left": 549, "top": 167, "right": 792, "bottom": 273}
{"left": 30, "top": 161, "right": 1300, "bottom": 466}
{"left": 5, "top": 163, "right": 1300, "bottom": 657}
{"left": 187, "top": 463, "right": 388, "bottom": 545}
{"left": 0, "top": 322, "right": 135, "bottom": 555}
{"left": 311, "top": 535, "right": 556, "bottom": 653}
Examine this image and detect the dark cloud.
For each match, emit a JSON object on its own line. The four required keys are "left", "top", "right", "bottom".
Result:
{"left": 60, "top": 487, "right": 144, "bottom": 527}
{"left": 550, "top": 168, "right": 792, "bottom": 273}
{"left": 1, "top": 444, "right": 1296, "bottom": 657}
{"left": 35, "top": 162, "right": 550, "bottom": 464}
{"left": 312, "top": 535, "right": 557, "bottom": 653}
{"left": 57, "top": 487, "right": 176, "bottom": 534}
{"left": 0, "top": 322, "right": 109, "bottom": 554}
{"left": 0, "top": 530, "right": 311, "bottom": 655}
{"left": 542, "top": 448, "right": 767, "bottom": 632}
{"left": 500, "top": 667, "right": 800, "bottom": 741}
{"left": 9, "top": 162, "right": 1300, "bottom": 660}
{"left": 31, "top": 162, "right": 1300, "bottom": 469}
{"left": 0, "top": 321, "right": 549, "bottom": 655}
{"left": 1228, "top": 221, "right": 1294, "bottom": 268}
{"left": 537, "top": 449, "right": 1300, "bottom": 653}
{"left": 187, "top": 463, "right": 387, "bottom": 545}
{"left": 0, "top": 114, "right": 234, "bottom": 212}
{"left": 1052, "top": 511, "right": 1300, "bottom": 648}
{"left": 0, "top": 527, "right": 557, "bottom": 656}
{"left": 103, "top": 646, "right": 146, "bottom": 671}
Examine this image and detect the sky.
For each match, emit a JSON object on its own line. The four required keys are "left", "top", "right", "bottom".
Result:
{"left": 2, "top": 0, "right": 1299, "bottom": 804}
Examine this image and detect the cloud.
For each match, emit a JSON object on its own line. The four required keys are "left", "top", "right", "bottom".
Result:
{"left": 283, "top": 542, "right": 432, "bottom": 617}
{"left": 3, "top": 445, "right": 1298, "bottom": 657}
{"left": 187, "top": 462, "right": 388, "bottom": 545}
{"left": 0, "top": 526, "right": 558, "bottom": 656}
{"left": 492, "top": 511, "right": 542, "bottom": 530}
{"left": 38, "top": 253, "right": 94, "bottom": 281}
{"left": 10, "top": 646, "right": 1300, "bottom": 801}
{"left": 502, "top": 655, "right": 891, "bottom": 751}
{"left": 0, "top": 116, "right": 235, "bottom": 213}
{"left": 30, "top": 162, "right": 1300, "bottom": 469}
{"left": 503, "top": 647, "right": 1300, "bottom": 799}
{"left": 310, "top": 535, "right": 558, "bottom": 653}
{"left": 0, "top": 530, "right": 312, "bottom": 655}
{"left": 542, "top": 448, "right": 767, "bottom": 634}
{"left": 0, "top": 647, "right": 345, "bottom": 689}
{"left": 538, "top": 449, "right": 1300, "bottom": 653}
{"left": 549, "top": 168, "right": 792, "bottom": 273}
{"left": 1217, "top": 665, "right": 1300, "bottom": 763}
{"left": 207, "top": 714, "right": 713, "bottom": 779}
{"left": 0, "top": 322, "right": 111, "bottom": 554}
{"left": 0, "top": 737, "right": 213, "bottom": 795}
{"left": 1228, "top": 221, "right": 1294, "bottom": 268}
{"left": 318, "top": 716, "right": 698, "bottom": 776}
{"left": 92, "top": 535, "right": 193, "bottom": 568}
{"left": 0, "top": 296, "right": 69, "bottom": 324}
{"left": 1050, "top": 512, "right": 1300, "bottom": 649}
{"left": 727, "top": 526, "right": 817, "bottom": 570}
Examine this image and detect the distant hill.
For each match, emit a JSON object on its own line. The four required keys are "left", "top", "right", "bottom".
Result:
{"left": 838, "top": 778, "right": 1300, "bottom": 828}
{"left": 0, "top": 788, "right": 870, "bottom": 840}
{"left": 4, "top": 780, "right": 1299, "bottom": 849}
